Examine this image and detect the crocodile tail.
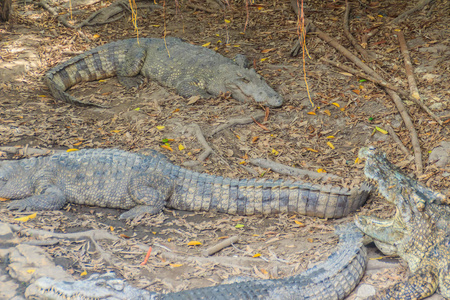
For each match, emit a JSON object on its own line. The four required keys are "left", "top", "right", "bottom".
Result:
{"left": 44, "top": 39, "right": 135, "bottom": 106}
{"left": 168, "top": 168, "right": 372, "bottom": 219}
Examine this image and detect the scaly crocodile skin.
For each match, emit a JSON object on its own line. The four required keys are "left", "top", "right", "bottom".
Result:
{"left": 25, "top": 223, "right": 367, "bottom": 300}
{"left": 45, "top": 37, "right": 283, "bottom": 107}
{"left": 1, "top": 149, "right": 371, "bottom": 219}
{"left": 356, "top": 147, "right": 450, "bottom": 299}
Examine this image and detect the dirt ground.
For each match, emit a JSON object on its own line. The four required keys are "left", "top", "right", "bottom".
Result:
{"left": 0, "top": 0, "right": 449, "bottom": 298}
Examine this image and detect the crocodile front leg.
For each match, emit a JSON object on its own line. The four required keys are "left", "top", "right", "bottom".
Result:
{"left": 117, "top": 44, "right": 147, "bottom": 88}
{"left": 7, "top": 186, "right": 66, "bottom": 211}
{"left": 120, "top": 173, "right": 175, "bottom": 219}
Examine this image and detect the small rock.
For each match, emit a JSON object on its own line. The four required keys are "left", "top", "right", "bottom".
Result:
{"left": 429, "top": 141, "right": 450, "bottom": 168}
{"left": 355, "top": 283, "right": 376, "bottom": 299}
{"left": 430, "top": 103, "right": 444, "bottom": 111}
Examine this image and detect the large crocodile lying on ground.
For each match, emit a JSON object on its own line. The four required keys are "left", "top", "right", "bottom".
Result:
{"left": 1, "top": 149, "right": 370, "bottom": 219}
{"left": 356, "top": 147, "right": 450, "bottom": 299}
{"left": 44, "top": 37, "right": 283, "bottom": 107}
{"left": 25, "top": 223, "right": 367, "bottom": 300}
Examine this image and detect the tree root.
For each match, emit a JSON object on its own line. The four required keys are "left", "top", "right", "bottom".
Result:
{"left": 343, "top": 0, "right": 373, "bottom": 62}
{"left": 39, "top": 0, "right": 161, "bottom": 29}
{"left": 5, "top": 222, "right": 119, "bottom": 265}
{"left": 319, "top": 58, "right": 442, "bottom": 126}
{"left": 210, "top": 112, "right": 266, "bottom": 136}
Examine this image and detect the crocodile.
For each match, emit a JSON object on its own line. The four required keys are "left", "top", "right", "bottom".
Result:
{"left": 44, "top": 37, "right": 284, "bottom": 107}
{"left": 356, "top": 147, "right": 450, "bottom": 299}
{"left": 25, "top": 223, "right": 367, "bottom": 300}
{"left": 357, "top": 146, "right": 450, "bottom": 255}
{"left": 357, "top": 186, "right": 450, "bottom": 299}
{"left": 1, "top": 149, "right": 371, "bottom": 219}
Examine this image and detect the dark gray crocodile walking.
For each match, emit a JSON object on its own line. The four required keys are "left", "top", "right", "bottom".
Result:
{"left": 1, "top": 149, "right": 370, "bottom": 219}
{"left": 25, "top": 223, "right": 367, "bottom": 300}
{"left": 44, "top": 37, "right": 283, "bottom": 107}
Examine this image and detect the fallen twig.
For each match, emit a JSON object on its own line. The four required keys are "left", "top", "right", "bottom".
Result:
{"left": 385, "top": 124, "right": 412, "bottom": 158}
{"left": 5, "top": 222, "right": 119, "bottom": 264}
{"left": 188, "top": 123, "right": 213, "bottom": 161}
{"left": 306, "top": 19, "right": 423, "bottom": 174}
{"left": 396, "top": 30, "right": 420, "bottom": 99}
{"left": 343, "top": 0, "right": 372, "bottom": 62}
{"left": 320, "top": 58, "right": 443, "bottom": 125}
{"left": 210, "top": 112, "right": 266, "bottom": 136}
{"left": 202, "top": 236, "right": 239, "bottom": 257}
{"left": 248, "top": 157, "right": 341, "bottom": 181}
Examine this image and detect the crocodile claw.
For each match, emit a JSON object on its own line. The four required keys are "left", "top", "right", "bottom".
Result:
{"left": 7, "top": 200, "right": 29, "bottom": 211}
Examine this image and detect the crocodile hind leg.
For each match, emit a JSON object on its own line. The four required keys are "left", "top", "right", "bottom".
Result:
{"left": 120, "top": 173, "right": 175, "bottom": 219}
{"left": 373, "top": 265, "right": 438, "bottom": 300}
{"left": 116, "top": 44, "right": 147, "bottom": 88}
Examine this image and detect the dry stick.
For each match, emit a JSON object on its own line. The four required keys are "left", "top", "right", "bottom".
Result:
{"left": 202, "top": 236, "right": 239, "bottom": 257}
{"left": 320, "top": 58, "right": 443, "bottom": 125}
{"left": 362, "top": 0, "right": 433, "bottom": 48}
{"left": 307, "top": 20, "right": 423, "bottom": 174}
{"left": 188, "top": 123, "right": 213, "bottom": 161}
{"left": 385, "top": 124, "right": 412, "bottom": 157}
{"left": 396, "top": 31, "right": 421, "bottom": 101}
{"left": 391, "top": 0, "right": 434, "bottom": 24}
{"left": 343, "top": 0, "right": 372, "bottom": 62}
{"left": 248, "top": 157, "right": 341, "bottom": 181}
{"left": 186, "top": 2, "right": 216, "bottom": 13}
{"left": 210, "top": 112, "right": 266, "bottom": 136}
{"left": 6, "top": 223, "right": 118, "bottom": 264}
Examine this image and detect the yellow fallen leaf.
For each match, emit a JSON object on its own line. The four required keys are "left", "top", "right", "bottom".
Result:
{"left": 202, "top": 42, "right": 211, "bottom": 47}
{"left": 260, "top": 269, "right": 268, "bottom": 274}
{"left": 98, "top": 80, "right": 107, "bottom": 82}
{"left": 38, "top": 95, "right": 48, "bottom": 98}
{"left": 14, "top": 213, "right": 37, "bottom": 222}
{"left": 307, "top": 111, "right": 316, "bottom": 115}
{"left": 252, "top": 136, "right": 259, "bottom": 143}
{"left": 151, "top": 24, "right": 161, "bottom": 27}
{"left": 307, "top": 238, "right": 314, "bottom": 243}
{"left": 294, "top": 220, "right": 305, "bottom": 226}
{"left": 260, "top": 58, "right": 268, "bottom": 62}
{"left": 239, "top": 161, "right": 246, "bottom": 165}
{"left": 178, "top": 144, "right": 185, "bottom": 151}
{"left": 111, "top": 130, "right": 120, "bottom": 133}
{"left": 323, "top": 109, "right": 331, "bottom": 116}
{"left": 167, "top": 238, "right": 172, "bottom": 242}
{"left": 134, "top": 107, "right": 140, "bottom": 111}
{"left": 187, "top": 241, "right": 202, "bottom": 246}
{"left": 326, "top": 136, "right": 335, "bottom": 139}
{"left": 261, "top": 48, "right": 276, "bottom": 53}
{"left": 0, "top": 197, "right": 9, "bottom": 201}
{"left": 253, "top": 253, "right": 261, "bottom": 258}
{"left": 375, "top": 126, "right": 388, "bottom": 134}
{"left": 92, "top": 34, "right": 100, "bottom": 39}
{"left": 233, "top": 44, "right": 240, "bottom": 47}
{"left": 235, "top": 134, "right": 240, "bottom": 139}
{"left": 355, "top": 157, "right": 361, "bottom": 164}
{"left": 216, "top": 33, "right": 220, "bottom": 36}
{"left": 156, "top": 126, "right": 165, "bottom": 130}
{"left": 331, "top": 102, "right": 340, "bottom": 108}
{"left": 110, "top": 226, "right": 114, "bottom": 231}
{"left": 306, "top": 148, "right": 318, "bottom": 152}
{"left": 235, "top": 224, "right": 245, "bottom": 228}
{"left": 73, "top": 142, "right": 83, "bottom": 146}
{"left": 170, "top": 264, "right": 183, "bottom": 267}
{"left": 224, "top": 19, "right": 230, "bottom": 23}
{"left": 27, "top": 269, "right": 35, "bottom": 274}
{"left": 271, "top": 148, "right": 279, "bottom": 155}
{"left": 317, "top": 169, "right": 327, "bottom": 173}
{"left": 66, "top": 148, "right": 79, "bottom": 152}
{"left": 352, "top": 89, "right": 360, "bottom": 95}
{"left": 218, "top": 236, "right": 229, "bottom": 239}
{"left": 80, "top": 271, "right": 88, "bottom": 276}
{"left": 217, "top": 40, "right": 222, "bottom": 44}
{"left": 160, "top": 145, "right": 173, "bottom": 152}
{"left": 327, "top": 141, "right": 335, "bottom": 149}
